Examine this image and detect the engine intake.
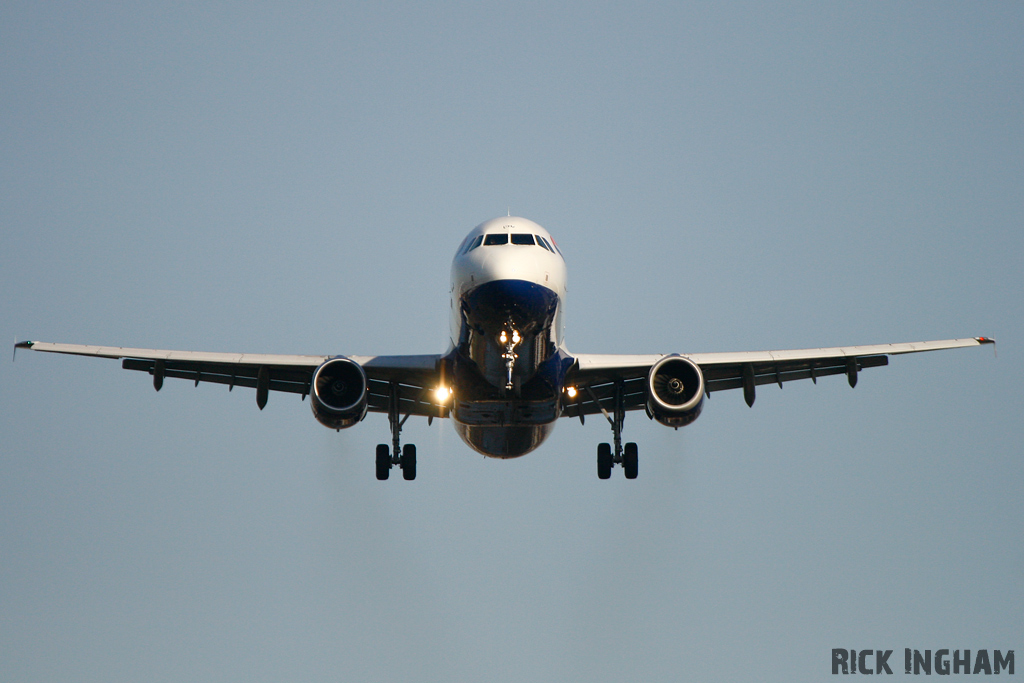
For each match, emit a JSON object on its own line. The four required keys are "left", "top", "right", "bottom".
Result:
{"left": 647, "top": 355, "right": 705, "bottom": 427}
{"left": 310, "top": 357, "right": 368, "bottom": 429}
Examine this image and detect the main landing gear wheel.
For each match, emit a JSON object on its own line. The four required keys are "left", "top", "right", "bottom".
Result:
{"left": 401, "top": 443, "right": 417, "bottom": 481}
{"left": 375, "top": 444, "right": 390, "bottom": 480}
{"left": 375, "top": 443, "right": 417, "bottom": 481}
{"left": 597, "top": 443, "right": 612, "bottom": 479}
{"left": 623, "top": 442, "right": 638, "bottom": 479}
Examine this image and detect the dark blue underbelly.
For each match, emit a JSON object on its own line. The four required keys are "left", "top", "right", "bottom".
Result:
{"left": 454, "top": 423, "right": 555, "bottom": 459}
{"left": 448, "top": 279, "right": 573, "bottom": 457}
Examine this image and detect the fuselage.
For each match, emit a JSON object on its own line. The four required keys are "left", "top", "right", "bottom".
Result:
{"left": 446, "top": 217, "right": 572, "bottom": 458}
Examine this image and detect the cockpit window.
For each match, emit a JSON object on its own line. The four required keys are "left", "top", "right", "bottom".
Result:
{"left": 483, "top": 233, "right": 508, "bottom": 246}
{"left": 536, "top": 235, "right": 554, "bottom": 252}
{"left": 510, "top": 233, "right": 535, "bottom": 245}
{"left": 466, "top": 234, "right": 484, "bottom": 252}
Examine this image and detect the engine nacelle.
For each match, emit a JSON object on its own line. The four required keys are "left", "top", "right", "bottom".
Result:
{"left": 310, "top": 357, "right": 368, "bottom": 430}
{"left": 647, "top": 355, "right": 705, "bottom": 428}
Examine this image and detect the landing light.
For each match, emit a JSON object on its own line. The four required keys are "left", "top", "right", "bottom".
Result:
{"left": 565, "top": 386, "right": 578, "bottom": 399}
{"left": 434, "top": 386, "right": 452, "bottom": 403}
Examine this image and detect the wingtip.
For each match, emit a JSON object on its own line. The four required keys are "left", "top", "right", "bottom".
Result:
{"left": 14, "top": 339, "right": 34, "bottom": 362}
{"left": 975, "top": 336, "right": 995, "bottom": 344}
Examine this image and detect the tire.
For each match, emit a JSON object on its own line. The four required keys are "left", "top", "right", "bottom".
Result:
{"left": 402, "top": 443, "right": 417, "bottom": 481}
{"left": 375, "top": 444, "right": 390, "bottom": 480}
{"left": 623, "top": 442, "right": 638, "bottom": 479}
{"left": 597, "top": 442, "right": 612, "bottom": 480}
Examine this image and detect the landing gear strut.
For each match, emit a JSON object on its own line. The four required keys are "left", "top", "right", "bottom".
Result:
{"left": 499, "top": 325, "right": 521, "bottom": 391}
{"left": 595, "top": 380, "right": 638, "bottom": 480}
{"left": 376, "top": 381, "right": 416, "bottom": 481}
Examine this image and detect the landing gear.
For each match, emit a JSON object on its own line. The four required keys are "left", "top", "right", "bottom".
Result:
{"left": 377, "top": 381, "right": 416, "bottom": 481}
{"left": 499, "top": 325, "right": 521, "bottom": 391}
{"left": 595, "top": 380, "right": 639, "bottom": 479}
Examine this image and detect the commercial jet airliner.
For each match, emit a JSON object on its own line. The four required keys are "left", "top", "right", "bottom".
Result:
{"left": 16, "top": 216, "right": 993, "bottom": 480}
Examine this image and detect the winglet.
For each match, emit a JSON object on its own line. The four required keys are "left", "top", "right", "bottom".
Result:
{"left": 13, "top": 340, "right": 33, "bottom": 362}
{"left": 976, "top": 336, "right": 996, "bottom": 358}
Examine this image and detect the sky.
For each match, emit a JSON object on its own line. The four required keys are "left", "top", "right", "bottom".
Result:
{"left": 1, "top": 2, "right": 1022, "bottom": 681}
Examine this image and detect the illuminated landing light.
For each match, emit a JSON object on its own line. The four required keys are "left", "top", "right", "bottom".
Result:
{"left": 565, "top": 386, "right": 578, "bottom": 399}
{"left": 434, "top": 386, "right": 452, "bottom": 403}
{"left": 499, "top": 329, "right": 521, "bottom": 346}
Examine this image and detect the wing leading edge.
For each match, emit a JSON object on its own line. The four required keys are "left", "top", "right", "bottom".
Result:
{"left": 564, "top": 337, "right": 994, "bottom": 417}
{"left": 14, "top": 341, "right": 444, "bottom": 417}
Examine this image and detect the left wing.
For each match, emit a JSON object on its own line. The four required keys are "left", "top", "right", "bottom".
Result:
{"left": 564, "top": 337, "right": 995, "bottom": 417}
{"left": 14, "top": 341, "right": 444, "bottom": 417}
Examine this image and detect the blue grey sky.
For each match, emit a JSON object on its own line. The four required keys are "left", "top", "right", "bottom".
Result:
{"left": 2, "top": 3, "right": 1021, "bottom": 681}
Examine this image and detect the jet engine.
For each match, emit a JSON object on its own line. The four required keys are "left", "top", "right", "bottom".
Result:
{"left": 310, "top": 357, "right": 368, "bottom": 430}
{"left": 647, "top": 355, "right": 705, "bottom": 427}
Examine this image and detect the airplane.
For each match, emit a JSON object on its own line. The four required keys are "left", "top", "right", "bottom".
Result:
{"left": 15, "top": 216, "right": 994, "bottom": 481}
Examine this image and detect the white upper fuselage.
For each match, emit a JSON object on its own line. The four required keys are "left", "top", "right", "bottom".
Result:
{"left": 449, "top": 216, "right": 567, "bottom": 351}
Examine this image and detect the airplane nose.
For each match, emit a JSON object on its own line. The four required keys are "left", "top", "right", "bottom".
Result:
{"left": 477, "top": 251, "right": 526, "bottom": 282}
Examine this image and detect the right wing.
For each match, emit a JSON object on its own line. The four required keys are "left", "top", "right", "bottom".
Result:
{"left": 564, "top": 337, "right": 994, "bottom": 416}
{"left": 14, "top": 341, "right": 445, "bottom": 417}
